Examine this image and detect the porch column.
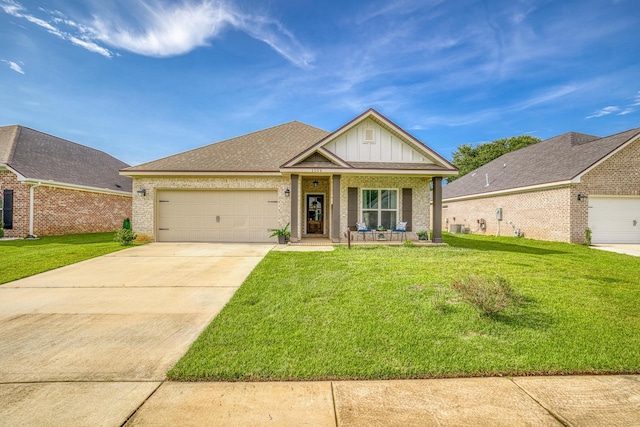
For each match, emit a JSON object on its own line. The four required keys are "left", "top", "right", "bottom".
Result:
{"left": 331, "top": 175, "right": 341, "bottom": 241}
{"left": 432, "top": 176, "right": 443, "bottom": 243}
{"left": 290, "top": 174, "right": 299, "bottom": 241}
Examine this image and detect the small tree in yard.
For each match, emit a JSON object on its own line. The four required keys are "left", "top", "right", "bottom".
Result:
{"left": 114, "top": 228, "right": 137, "bottom": 245}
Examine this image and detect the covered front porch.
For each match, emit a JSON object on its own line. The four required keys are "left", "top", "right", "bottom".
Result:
{"left": 288, "top": 233, "right": 446, "bottom": 247}
{"left": 287, "top": 173, "right": 445, "bottom": 244}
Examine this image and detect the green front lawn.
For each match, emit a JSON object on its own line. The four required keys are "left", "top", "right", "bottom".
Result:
{"left": 0, "top": 232, "right": 130, "bottom": 285}
{"left": 169, "top": 234, "right": 640, "bottom": 381}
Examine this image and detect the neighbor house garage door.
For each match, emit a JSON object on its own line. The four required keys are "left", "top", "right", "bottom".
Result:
{"left": 156, "top": 190, "right": 278, "bottom": 242}
{"left": 588, "top": 196, "right": 640, "bottom": 244}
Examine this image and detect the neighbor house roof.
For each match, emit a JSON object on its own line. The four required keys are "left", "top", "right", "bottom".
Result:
{"left": 442, "top": 127, "right": 640, "bottom": 200}
{"left": 122, "top": 121, "right": 330, "bottom": 173}
{"left": 0, "top": 125, "right": 132, "bottom": 194}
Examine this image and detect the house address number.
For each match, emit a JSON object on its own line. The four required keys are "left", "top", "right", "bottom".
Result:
{"left": 311, "top": 168, "right": 322, "bottom": 172}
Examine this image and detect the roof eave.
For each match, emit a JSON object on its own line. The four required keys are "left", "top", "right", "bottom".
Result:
{"left": 2, "top": 164, "right": 28, "bottom": 181}
{"left": 442, "top": 180, "right": 573, "bottom": 202}
{"left": 18, "top": 178, "right": 132, "bottom": 196}
{"left": 120, "top": 170, "right": 283, "bottom": 177}
{"left": 281, "top": 146, "right": 352, "bottom": 169}
{"left": 281, "top": 166, "right": 457, "bottom": 176}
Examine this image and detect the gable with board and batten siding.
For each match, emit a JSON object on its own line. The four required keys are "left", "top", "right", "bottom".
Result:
{"left": 322, "top": 118, "right": 434, "bottom": 164}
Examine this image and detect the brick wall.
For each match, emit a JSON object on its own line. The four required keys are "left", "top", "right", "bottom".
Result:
{"left": 1, "top": 169, "right": 132, "bottom": 238}
{"left": 33, "top": 186, "right": 132, "bottom": 236}
{"left": 442, "top": 186, "right": 572, "bottom": 242}
{"left": 580, "top": 136, "right": 640, "bottom": 195}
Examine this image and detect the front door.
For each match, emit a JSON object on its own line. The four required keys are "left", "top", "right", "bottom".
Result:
{"left": 306, "top": 194, "right": 324, "bottom": 234}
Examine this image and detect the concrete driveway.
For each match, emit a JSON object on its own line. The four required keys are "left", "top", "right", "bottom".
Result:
{"left": 0, "top": 243, "right": 273, "bottom": 426}
{"left": 591, "top": 244, "right": 640, "bottom": 257}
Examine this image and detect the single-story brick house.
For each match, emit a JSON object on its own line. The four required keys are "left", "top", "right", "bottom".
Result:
{"left": 121, "top": 109, "right": 457, "bottom": 243}
{"left": 440, "top": 127, "right": 640, "bottom": 244}
{"left": 0, "top": 125, "right": 132, "bottom": 238}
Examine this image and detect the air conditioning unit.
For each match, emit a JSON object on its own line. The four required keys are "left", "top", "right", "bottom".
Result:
{"left": 449, "top": 224, "right": 464, "bottom": 234}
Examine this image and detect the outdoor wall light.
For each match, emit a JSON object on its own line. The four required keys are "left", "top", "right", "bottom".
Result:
{"left": 313, "top": 179, "right": 319, "bottom": 187}
{"left": 136, "top": 188, "right": 146, "bottom": 197}
{"left": 284, "top": 188, "right": 290, "bottom": 197}
{"left": 577, "top": 193, "right": 587, "bottom": 201}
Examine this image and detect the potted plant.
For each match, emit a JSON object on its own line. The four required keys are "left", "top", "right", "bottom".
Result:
{"left": 416, "top": 231, "right": 428, "bottom": 241}
{"left": 270, "top": 223, "right": 291, "bottom": 244}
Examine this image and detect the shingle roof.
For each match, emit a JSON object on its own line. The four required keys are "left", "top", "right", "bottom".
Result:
{"left": 123, "top": 121, "right": 330, "bottom": 172}
{"left": 442, "top": 127, "right": 640, "bottom": 200}
{"left": 0, "top": 125, "right": 132, "bottom": 193}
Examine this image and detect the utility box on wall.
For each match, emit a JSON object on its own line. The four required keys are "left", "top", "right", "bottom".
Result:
{"left": 449, "top": 224, "right": 465, "bottom": 233}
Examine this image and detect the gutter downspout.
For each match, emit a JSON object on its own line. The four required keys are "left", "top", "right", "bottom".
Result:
{"left": 28, "top": 182, "right": 41, "bottom": 239}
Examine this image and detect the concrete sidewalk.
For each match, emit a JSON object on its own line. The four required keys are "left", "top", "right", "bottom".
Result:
{"left": 126, "top": 375, "right": 640, "bottom": 426}
{"left": 2, "top": 375, "right": 638, "bottom": 426}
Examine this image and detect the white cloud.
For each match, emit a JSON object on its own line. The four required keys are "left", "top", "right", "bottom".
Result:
{"left": 91, "top": 1, "right": 233, "bottom": 57}
{"left": 1, "top": 59, "right": 25, "bottom": 74}
{"left": 632, "top": 91, "right": 640, "bottom": 106}
{"left": 0, "top": 0, "right": 312, "bottom": 67}
{"left": 1, "top": 0, "right": 114, "bottom": 58}
{"left": 618, "top": 108, "right": 634, "bottom": 116}
{"left": 586, "top": 106, "right": 620, "bottom": 119}
{"left": 68, "top": 36, "right": 113, "bottom": 57}
{"left": 90, "top": 1, "right": 313, "bottom": 67}
{"left": 234, "top": 14, "right": 314, "bottom": 68}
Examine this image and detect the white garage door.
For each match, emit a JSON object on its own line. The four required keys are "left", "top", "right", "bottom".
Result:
{"left": 156, "top": 190, "right": 279, "bottom": 242}
{"left": 588, "top": 196, "right": 640, "bottom": 244}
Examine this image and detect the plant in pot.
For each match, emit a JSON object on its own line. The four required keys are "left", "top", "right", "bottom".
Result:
{"left": 416, "top": 231, "right": 428, "bottom": 241}
{"left": 270, "top": 223, "right": 291, "bottom": 244}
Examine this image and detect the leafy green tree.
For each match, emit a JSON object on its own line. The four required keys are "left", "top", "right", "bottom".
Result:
{"left": 448, "top": 135, "right": 541, "bottom": 182}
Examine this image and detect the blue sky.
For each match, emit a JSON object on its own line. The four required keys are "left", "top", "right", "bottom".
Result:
{"left": 1, "top": 0, "right": 639, "bottom": 166}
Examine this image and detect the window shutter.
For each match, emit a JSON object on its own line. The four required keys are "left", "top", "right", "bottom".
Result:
{"left": 2, "top": 189, "right": 13, "bottom": 229}
{"left": 348, "top": 187, "right": 358, "bottom": 231}
{"left": 402, "top": 188, "right": 412, "bottom": 231}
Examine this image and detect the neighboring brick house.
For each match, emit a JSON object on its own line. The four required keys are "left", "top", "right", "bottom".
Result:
{"left": 0, "top": 125, "right": 132, "bottom": 238}
{"left": 121, "top": 109, "right": 457, "bottom": 243}
{"left": 439, "top": 128, "right": 640, "bottom": 244}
